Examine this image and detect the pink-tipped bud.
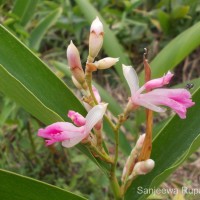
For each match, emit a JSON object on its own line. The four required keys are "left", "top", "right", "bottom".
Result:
{"left": 95, "top": 57, "right": 119, "bottom": 69}
{"left": 136, "top": 134, "right": 146, "bottom": 149}
{"left": 88, "top": 17, "right": 104, "bottom": 61}
{"left": 67, "top": 41, "right": 85, "bottom": 84}
{"left": 133, "top": 159, "right": 155, "bottom": 175}
{"left": 68, "top": 111, "right": 86, "bottom": 126}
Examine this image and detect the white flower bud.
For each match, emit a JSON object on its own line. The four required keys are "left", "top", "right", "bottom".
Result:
{"left": 133, "top": 159, "right": 155, "bottom": 175}
{"left": 89, "top": 17, "right": 104, "bottom": 61}
{"left": 95, "top": 57, "right": 119, "bottom": 69}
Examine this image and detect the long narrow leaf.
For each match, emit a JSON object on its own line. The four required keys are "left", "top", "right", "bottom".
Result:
{"left": 0, "top": 169, "right": 87, "bottom": 200}
{"left": 29, "top": 8, "right": 62, "bottom": 50}
{"left": 12, "top": 0, "right": 39, "bottom": 26}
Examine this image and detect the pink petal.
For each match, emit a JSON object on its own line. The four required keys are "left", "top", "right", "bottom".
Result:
{"left": 149, "top": 89, "right": 195, "bottom": 108}
{"left": 38, "top": 122, "right": 85, "bottom": 146}
{"left": 38, "top": 122, "right": 74, "bottom": 138}
{"left": 140, "top": 93, "right": 188, "bottom": 119}
{"left": 144, "top": 71, "right": 173, "bottom": 90}
{"left": 68, "top": 110, "right": 86, "bottom": 126}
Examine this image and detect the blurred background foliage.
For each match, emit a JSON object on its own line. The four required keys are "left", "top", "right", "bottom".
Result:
{"left": 0, "top": 0, "right": 200, "bottom": 199}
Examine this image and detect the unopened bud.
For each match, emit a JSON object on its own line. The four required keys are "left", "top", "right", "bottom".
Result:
{"left": 67, "top": 41, "right": 85, "bottom": 84}
{"left": 133, "top": 159, "right": 155, "bottom": 175}
{"left": 88, "top": 17, "right": 104, "bottom": 61}
{"left": 95, "top": 57, "right": 119, "bottom": 69}
{"left": 136, "top": 134, "right": 146, "bottom": 150}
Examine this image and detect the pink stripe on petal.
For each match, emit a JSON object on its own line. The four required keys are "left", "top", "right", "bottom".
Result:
{"left": 38, "top": 122, "right": 85, "bottom": 146}
{"left": 143, "top": 94, "right": 187, "bottom": 119}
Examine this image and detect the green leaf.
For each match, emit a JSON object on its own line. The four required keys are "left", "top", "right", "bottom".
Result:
{"left": 0, "top": 169, "right": 86, "bottom": 200}
{"left": 0, "top": 24, "right": 84, "bottom": 121}
{"left": 125, "top": 86, "right": 200, "bottom": 199}
{"left": 12, "top": 0, "right": 39, "bottom": 26}
{"left": 0, "top": 64, "right": 63, "bottom": 125}
{"left": 140, "top": 21, "right": 200, "bottom": 83}
{"left": 157, "top": 10, "right": 170, "bottom": 34}
{"left": 74, "top": 0, "right": 132, "bottom": 82}
{"left": 135, "top": 22, "right": 200, "bottom": 129}
{"left": 29, "top": 8, "right": 62, "bottom": 50}
{"left": 0, "top": 24, "right": 110, "bottom": 174}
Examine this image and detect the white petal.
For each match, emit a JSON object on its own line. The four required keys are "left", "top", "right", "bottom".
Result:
{"left": 61, "top": 132, "right": 85, "bottom": 148}
{"left": 122, "top": 64, "right": 139, "bottom": 96}
{"left": 135, "top": 97, "right": 166, "bottom": 113}
{"left": 85, "top": 103, "right": 107, "bottom": 133}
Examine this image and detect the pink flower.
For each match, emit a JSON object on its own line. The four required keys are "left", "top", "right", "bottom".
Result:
{"left": 38, "top": 104, "right": 107, "bottom": 148}
{"left": 123, "top": 65, "right": 195, "bottom": 119}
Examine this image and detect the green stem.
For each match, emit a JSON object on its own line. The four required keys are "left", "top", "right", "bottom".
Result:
{"left": 88, "top": 143, "right": 113, "bottom": 164}
{"left": 109, "top": 118, "right": 123, "bottom": 199}
{"left": 109, "top": 175, "right": 122, "bottom": 200}
{"left": 104, "top": 114, "right": 115, "bottom": 131}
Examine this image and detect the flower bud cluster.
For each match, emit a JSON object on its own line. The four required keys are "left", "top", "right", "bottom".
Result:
{"left": 66, "top": 17, "right": 119, "bottom": 89}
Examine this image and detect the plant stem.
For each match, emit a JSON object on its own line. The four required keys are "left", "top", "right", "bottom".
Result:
{"left": 88, "top": 143, "right": 113, "bottom": 164}
{"left": 109, "top": 175, "right": 122, "bottom": 200}
{"left": 85, "top": 69, "right": 98, "bottom": 105}
{"left": 109, "top": 117, "right": 124, "bottom": 199}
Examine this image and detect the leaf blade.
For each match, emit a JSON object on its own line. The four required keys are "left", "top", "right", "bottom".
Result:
{"left": 29, "top": 8, "right": 62, "bottom": 50}
{"left": 0, "top": 169, "right": 87, "bottom": 200}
